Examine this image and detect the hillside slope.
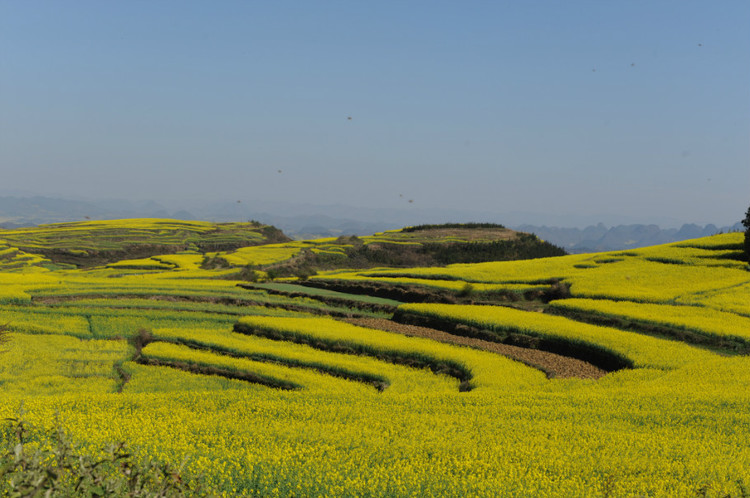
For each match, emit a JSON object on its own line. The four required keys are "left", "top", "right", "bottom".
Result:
{"left": 208, "top": 223, "right": 566, "bottom": 279}
{"left": 0, "top": 218, "right": 289, "bottom": 268}
{"left": 1, "top": 230, "right": 750, "bottom": 495}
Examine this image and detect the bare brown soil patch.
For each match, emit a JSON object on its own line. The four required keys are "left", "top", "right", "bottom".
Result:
{"left": 345, "top": 318, "right": 607, "bottom": 380}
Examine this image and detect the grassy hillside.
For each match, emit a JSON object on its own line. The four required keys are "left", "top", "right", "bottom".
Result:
{"left": 1, "top": 222, "right": 749, "bottom": 496}
{"left": 0, "top": 218, "right": 289, "bottom": 268}
{"left": 206, "top": 223, "right": 566, "bottom": 280}
{"left": 0, "top": 220, "right": 563, "bottom": 274}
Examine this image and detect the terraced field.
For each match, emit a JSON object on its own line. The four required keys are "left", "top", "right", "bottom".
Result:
{"left": 204, "top": 222, "right": 566, "bottom": 279}
{"left": 1, "top": 221, "right": 749, "bottom": 496}
{"left": 0, "top": 218, "right": 288, "bottom": 268}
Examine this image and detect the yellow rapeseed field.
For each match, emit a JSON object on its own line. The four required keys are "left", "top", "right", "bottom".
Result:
{"left": 1, "top": 224, "right": 749, "bottom": 496}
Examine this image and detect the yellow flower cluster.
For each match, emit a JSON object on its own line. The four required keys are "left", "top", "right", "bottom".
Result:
{"left": 0, "top": 242, "right": 51, "bottom": 271}
{"left": 151, "top": 326, "right": 459, "bottom": 394}
{"left": 677, "top": 282, "right": 750, "bottom": 315}
{"left": 215, "top": 244, "right": 302, "bottom": 267}
{"left": 549, "top": 298, "right": 750, "bottom": 342}
{"left": 0, "top": 333, "right": 128, "bottom": 396}
{"left": 106, "top": 257, "right": 176, "bottom": 270}
{"left": 0, "top": 286, "right": 31, "bottom": 304}
{"left": 237, "top": 316, "right": 547, "bottom": 391}
{"left": 399, "top": 303, "right": 715, "bottom": 370}
{"left": 313, "top": 271, "right": 547, "bottom": 293}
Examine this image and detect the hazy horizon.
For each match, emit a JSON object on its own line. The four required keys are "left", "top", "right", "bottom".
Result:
{"left": 2, "top": 2, "right": 748, "bottom": 227}
{"left": 0, "top": 188, "right": 744, "bottom": 231}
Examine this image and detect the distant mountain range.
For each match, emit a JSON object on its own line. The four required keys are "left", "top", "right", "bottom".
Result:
{"left": 514, "top": 222, "right": 744, "bottom": 253}
{"left": 0, "top": 195, "right": 743, "bottom": 253}
{"left": 0, "top": 196, "right": 175, "bottom": 228}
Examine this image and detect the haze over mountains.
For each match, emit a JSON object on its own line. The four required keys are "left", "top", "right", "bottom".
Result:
{"left": 0, "top": 195, "right": 742, "bottom": 253}
{"left": 514, "top": 223, "right": 742, "bottom": 253}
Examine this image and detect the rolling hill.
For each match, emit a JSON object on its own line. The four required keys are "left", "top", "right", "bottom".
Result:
{"left": 0, "top": 219, "right": 749, "bottom": 496}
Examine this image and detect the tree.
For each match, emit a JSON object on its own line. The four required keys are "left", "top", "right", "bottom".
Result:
{"left": 743, "top": 204, "right": 750, "bottom": 261}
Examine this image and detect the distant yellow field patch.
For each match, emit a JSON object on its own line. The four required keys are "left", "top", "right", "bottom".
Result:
{"left": 106, "top": 257, "right": 175, "bottom": 270}
{"left": 217, "top": 244, "right": 303, "bottom": 266}
{"left": 152, "top": 253, "right": 204, "bottom": 270}
{"left": 674, "top": 232, "right": 744, "bottom": 249}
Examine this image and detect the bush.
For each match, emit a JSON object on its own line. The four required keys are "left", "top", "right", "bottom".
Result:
{"left": 458, "top": 282, "right": 475, "bottom": 298}
{"left": 295, "top": 267, "right": 317, "bottom": 281}
{"left": 0, "top": 416, "right": 207, "bottom": 497}
{"left": 201, "top": 255, "right": 230, "bottom": 270}
{"left": 238, "top": 266, "right": 261, "bottom": 282}
{"left": 265, "top": 269, "right": 279, "bottom": 281}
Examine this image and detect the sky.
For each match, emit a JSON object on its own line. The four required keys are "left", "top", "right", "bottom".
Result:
{"left": 1, "top": 1, "right": 748, "bottom": 227}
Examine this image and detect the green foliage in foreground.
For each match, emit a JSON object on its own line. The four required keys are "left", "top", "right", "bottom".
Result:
{"left": 0, "top": 416, "right": 205, "bottom": 497}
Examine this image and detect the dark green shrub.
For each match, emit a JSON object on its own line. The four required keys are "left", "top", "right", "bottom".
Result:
{"left": 265, "top": 269, "right": 279, "bottom": 281}
{"left": 200, "top": 255, "right": 230, "bottom": 270}
{"left": 238, "top": 266, "right": 261, "bottom": 282}
{"left": 458, "top": 282, "right": 475, "bottom": 298}
{"left": 402, "top": 223, "right": 506, "bottom": 232}
{"left": 0, "top": 416, "right": 207, "bottom": 497}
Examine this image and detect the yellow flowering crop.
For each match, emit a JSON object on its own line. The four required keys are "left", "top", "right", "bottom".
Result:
{"left": 152, "top": 326, "right": 459, "bottom": 394}
{"left": 549, "top": 298, "right": 750, "bottom": 344}
{"left": 236, "top": 316, "right": 546, "bottom": 391}
{"left": 0, "top": 333, "right": 128, "bottom": 395}
{"left": 1, "top": 230, "right": 749, "bottom": 496}
{"left": 140, "top": 342, "right": 375, "bottom": 395}
{"left": 106, "top": 257, "right": 176, "bottom": 270}
{"left": 676, "top": 282, "right": 750, "bottom": 315}
{"left": 399, "top": 303, "right": 716, "bottom": 370}
{"left": 0, "top": 286, "right": 31, "bottom": 304}
{"left": 214, "top": 244, "right": 302, "bottom": 266}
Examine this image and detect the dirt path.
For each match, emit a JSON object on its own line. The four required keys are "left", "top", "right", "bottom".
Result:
{"left": 345, "top": 318, "right": 607, "bottom": 380}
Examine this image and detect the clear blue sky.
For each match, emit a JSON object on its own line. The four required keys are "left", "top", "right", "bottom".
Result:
{"left": 1, "top": 1, "right": 748, "bottom": 226}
